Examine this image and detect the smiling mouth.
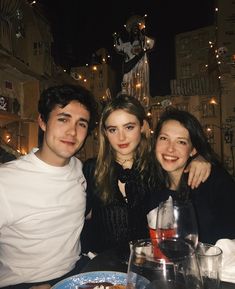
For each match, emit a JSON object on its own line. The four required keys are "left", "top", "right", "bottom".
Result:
{"left": 162, "top": 155, "right": 178, "bottom": 161}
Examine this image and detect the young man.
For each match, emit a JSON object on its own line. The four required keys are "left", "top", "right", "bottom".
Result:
{"left": 0, "top": 85, "right": 98, "bottom": 289}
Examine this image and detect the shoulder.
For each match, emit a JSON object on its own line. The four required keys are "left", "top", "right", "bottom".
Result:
{"left": 210, "top": 164, "right": 235, "bottom": 182}
{"left": 70, "top": 156, "right": 83, "bottom": 170}
{"left": 195, "top": 164, "right": 235, "bottom": 193}
{"left": 0, "top": 154, "right": 29, "bottom": 171}
{"left": 0, "top": 158, "right": 18, "bottom": 168}
{"left": 0, "top": 155, "right": 35, "bottom": 188}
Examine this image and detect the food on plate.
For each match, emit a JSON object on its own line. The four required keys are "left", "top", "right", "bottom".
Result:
{"left": 77, "top": 282, "right": 126, "bottom": 289}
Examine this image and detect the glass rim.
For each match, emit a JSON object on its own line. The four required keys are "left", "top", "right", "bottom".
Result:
{"left": 196, "top": 242, "right": 223, "bottom": 257}
{"left": 131, "top": 237, "right": 196, "bottom": 261}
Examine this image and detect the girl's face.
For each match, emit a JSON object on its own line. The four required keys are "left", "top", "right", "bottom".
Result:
{"left": 104, "top": 109, "right": 143, "bottom": 160}
{"left": 155, "top": 120, "right": 197, "bottom": 179}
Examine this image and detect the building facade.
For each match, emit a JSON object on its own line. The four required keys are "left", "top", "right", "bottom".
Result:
{"left": 0, "top": 0, "right": 52, "bottom": 158}
{"left": 0, "top": 0, "right": 78, "bottom": 160}
{"left": 165, "top": 0, "right": 235, "bottom": 176}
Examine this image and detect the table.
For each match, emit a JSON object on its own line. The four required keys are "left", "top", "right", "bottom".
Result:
{"left": 81, "top": 248, "right": 128, "bottom": 273}
{"left": 81, "top": 248, "right": 235, "bottom": 289}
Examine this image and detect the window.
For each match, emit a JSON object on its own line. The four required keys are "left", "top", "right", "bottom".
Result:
{"left": 181, "top": 64, "right": 192, "bottom": 78}
{"left": 33, "top": 42, "right": 43, "bottom": 55}
{"left": 202, "top": 102, "right": 216, "bottom": 117}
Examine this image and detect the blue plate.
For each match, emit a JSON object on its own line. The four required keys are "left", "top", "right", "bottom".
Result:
{"left": 52, "top": 271, "right": 127, "bottom": 289}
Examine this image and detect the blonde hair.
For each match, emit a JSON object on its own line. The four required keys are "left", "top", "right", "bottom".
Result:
{"left": 95, "top": 94, "right": 152, "bottom": 203}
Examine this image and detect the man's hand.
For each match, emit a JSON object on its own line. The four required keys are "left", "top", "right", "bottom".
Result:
{"left": 184, "top": 155, "right": 211, "bottom": 189}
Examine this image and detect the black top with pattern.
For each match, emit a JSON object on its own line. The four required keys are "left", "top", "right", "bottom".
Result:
{"left": 81, "top": 158, "right": 150, "bottom": 254}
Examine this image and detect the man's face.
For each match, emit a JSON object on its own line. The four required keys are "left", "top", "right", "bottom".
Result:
{"left": 38, "top": 100, "right": 90, "bottom": 166}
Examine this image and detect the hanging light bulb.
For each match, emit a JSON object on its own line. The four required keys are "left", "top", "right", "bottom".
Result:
{"left": 209, "top": 97, "right": 218, "bottom": 105}
{"left": 5, "top": 132, "right": 11, "bottom": 143}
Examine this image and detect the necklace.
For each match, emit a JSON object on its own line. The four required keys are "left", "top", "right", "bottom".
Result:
{"left": 116, "top": 157, "right": 133, "bottom": 166}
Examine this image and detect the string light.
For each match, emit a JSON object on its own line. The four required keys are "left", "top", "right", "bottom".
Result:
{"left": 209, "top": 97, "right": 218, "bottom": 105}
{"left": 29, "top": 0, "right": 36, "bottom": 5}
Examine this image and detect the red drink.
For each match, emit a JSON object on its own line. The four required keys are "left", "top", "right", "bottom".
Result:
{"left": 149, "top": 227, "right": 176, "bottom": 239}
{"left": 149, "top": 227, "right": 176, "bottom": 260}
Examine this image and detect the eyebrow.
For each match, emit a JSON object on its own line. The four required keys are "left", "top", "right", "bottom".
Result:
{"left": 57, "top": 112, "right": 89, "bottom": 124}
{"left": 105, "top": 121, "right": 136, "bottom": 129}
{"left": 159, "top": 133, "right": 189, "bottom": 140}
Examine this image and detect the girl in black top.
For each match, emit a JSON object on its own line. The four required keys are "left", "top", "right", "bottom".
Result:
{"left": 82, "top": 96, "right": 211, "bottom": 254}
{"left": 149, "top": 108, "right": 235, "bottom": 244}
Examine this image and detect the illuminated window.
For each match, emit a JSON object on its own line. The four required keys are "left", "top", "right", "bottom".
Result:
{"left": 202, "top": 102, "right": 216, "bottom": 117}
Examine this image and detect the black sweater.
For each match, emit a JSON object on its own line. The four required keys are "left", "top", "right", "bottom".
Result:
{"left": 81, "top": 158, "right": 150, "bottom": 253}
{"left": 149, "top": 165, "right": 235, "bottom": 244}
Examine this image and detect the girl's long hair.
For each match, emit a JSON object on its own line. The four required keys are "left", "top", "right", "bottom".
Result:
{"left": 95, "top": 94, "right": 152, "bottom": 203}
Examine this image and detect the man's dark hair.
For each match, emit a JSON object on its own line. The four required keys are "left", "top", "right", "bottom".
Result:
{"left": 38, "top": 84, "right": 98, "bottom": 132}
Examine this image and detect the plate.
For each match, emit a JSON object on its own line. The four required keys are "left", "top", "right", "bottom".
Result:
{"left": 51, "top": 271, "right": 127, "bottom": 289}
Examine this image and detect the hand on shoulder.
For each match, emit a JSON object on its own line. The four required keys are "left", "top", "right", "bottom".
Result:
{"left": 184, "top": 155, "right": 211, "bottom": 189}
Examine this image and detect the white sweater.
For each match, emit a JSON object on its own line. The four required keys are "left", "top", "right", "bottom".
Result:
{"left": 0, "top": 149, "right": 86, "bottom": 287}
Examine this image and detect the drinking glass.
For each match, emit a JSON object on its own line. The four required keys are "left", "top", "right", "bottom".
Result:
{"left": 126, "top": 238, "right": 203, "bottom": 289}
{"left": 156, "top": 198, "right": 198, "bottom": 248}
{"left": 196, "top": 242, "right": 222, "bottom": 289}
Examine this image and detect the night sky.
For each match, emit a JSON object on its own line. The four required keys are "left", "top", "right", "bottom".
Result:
{"left": 38, "top": 0, "right": 215, "bottom": 96}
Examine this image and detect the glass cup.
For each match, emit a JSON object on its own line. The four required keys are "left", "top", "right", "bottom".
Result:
{"left": 156, "top": 198, "right": 199, "bottom": 248}
{"left": 196, "top": 242, "right": 222, "bottom": 289}
{"left": 127, "top": 238, "right": 203, "bottom": 289}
